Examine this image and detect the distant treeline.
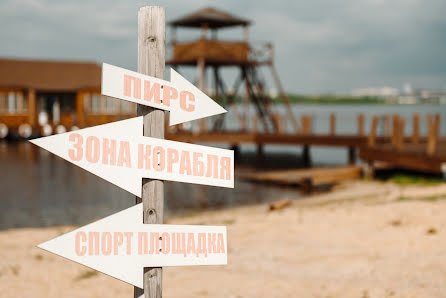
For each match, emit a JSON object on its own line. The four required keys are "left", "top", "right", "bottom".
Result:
{"left": 214, "top": 94, "right": 385, "bottom": 104}
{"left": 275, "top": 95, "right": 385, "bottom": 104}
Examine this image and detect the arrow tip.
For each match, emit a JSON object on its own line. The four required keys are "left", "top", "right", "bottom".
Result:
{"left": 169, "top": 68, "right": 227, "bottom": 126}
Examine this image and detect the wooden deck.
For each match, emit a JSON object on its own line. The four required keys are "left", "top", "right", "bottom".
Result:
{"left": 359, "top": 143, "right": 446, "bottom": 174}
{"left": 238, "top": 166, "right": 362, "bottom": 189}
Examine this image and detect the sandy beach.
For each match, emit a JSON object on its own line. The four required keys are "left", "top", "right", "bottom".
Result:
{"left": 2, "top": 180, "right": 446, "bottom": 298}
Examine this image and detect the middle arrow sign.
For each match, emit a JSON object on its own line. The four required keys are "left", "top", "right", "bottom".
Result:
{"left": 102, "top": 63, "right": 227, "bottom": 126}
{"left": 30, "top": 117, "right": 234, "bottom": 197}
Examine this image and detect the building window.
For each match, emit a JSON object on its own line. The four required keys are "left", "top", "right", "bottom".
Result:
{"left": 0, "top": 91, "right": 27, "bottom": 114}
{"left": 121, "top": 100, "right": 135, "bottom": 114}
{"left": 83, "top": 92, "right": 135, "bottom": 115}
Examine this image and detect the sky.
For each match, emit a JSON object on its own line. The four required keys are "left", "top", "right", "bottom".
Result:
{"left": 0, "top": 0, "right": 445, "bottom": 94}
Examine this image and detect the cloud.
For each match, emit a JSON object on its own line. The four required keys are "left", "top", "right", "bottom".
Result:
{"left": 0, "top": 0, "right": 445, "bottom": 92}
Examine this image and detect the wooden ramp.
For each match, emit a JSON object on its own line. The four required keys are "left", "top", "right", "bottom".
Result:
{"left": 238, "top": 166, "right": 362, "bottom": 189}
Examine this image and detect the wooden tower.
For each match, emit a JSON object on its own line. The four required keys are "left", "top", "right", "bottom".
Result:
{"left": 167, "top": 7, "right": 298, "bottom": 133}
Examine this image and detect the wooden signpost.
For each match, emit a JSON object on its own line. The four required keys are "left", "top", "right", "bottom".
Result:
{"left": 31, "top": 6, "right": 232, "bottom": 298}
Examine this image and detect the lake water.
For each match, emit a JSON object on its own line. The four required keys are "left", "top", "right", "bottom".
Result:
{"left": 1, "top": 104, "right": 445, "bottom": 230}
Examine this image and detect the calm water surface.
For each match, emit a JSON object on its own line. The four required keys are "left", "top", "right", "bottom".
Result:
{"left": 1, "top": 104, "right": 445, "bottom": 230}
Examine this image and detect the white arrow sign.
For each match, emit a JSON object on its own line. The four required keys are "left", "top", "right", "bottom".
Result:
{"left": 38, "top": 203, "right": 227, "bottom": 288}
{"left": 102, "top": 63, "right": 227, "bottom": 125}
{"left": 29, "top": 117, "right": 234, "bottom": 197}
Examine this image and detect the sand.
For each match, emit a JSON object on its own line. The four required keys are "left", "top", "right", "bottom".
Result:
{"left": 2, "top": 180, "right": 446, "bottom": 298}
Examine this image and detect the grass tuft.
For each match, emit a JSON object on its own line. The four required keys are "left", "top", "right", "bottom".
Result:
{"left": 390, "top": 175, "right": 443, "bottom": 185}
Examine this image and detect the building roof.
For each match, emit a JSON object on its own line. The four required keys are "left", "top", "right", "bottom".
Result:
{"left": 0, "top": 58, "right": 101, "bottom": 92}
{"left": 169, "top": 7, "right": 251, "bottom": 29}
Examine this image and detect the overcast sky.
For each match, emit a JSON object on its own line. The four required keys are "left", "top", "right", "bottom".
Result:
{"left": 1, "top": 0, "right": 445, "bottom": 93}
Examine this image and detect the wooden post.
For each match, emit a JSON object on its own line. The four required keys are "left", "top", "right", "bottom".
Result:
{"left": 396, "top": 117, "right": 405, "bottom": 150}
{"left": 330, "top": 113, "right": 336, "bottom": 136}
{"left": 136, "top": 6, "right": 165, "bottom": 298}
{"left": 363, "top": 160, "right": 375, "bottom": 179}
{"left": 27, "top": 89, "right": 36, "bottom": 126}
{"left": 391, "top": 114, "right": 399, "bottom": 145}
{"left": 368, "top": 115, "right": 378, "bottom": 147}
{"left": 427, "top": 114, "right": 440, "bottom": 156}
{"left": 384, "top": 114, "right": 391, "bottom": 137}
{"left": 197, "top": 57, "right": 206, "bottom": 134}
{"left": 301, "top": 115, "right": 312, "bottom": 135}
{"left": 357, "top": 113, "right": 364, "bottom": 136}
{"left": 412, "top": 113, "right": 419, "bottom": 144}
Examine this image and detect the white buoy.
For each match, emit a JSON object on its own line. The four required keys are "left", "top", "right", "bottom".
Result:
{"left": 41, "top": 124, "right": 53, "bottom": 136}
{"left": 71, "top": 125, "right": 80, "bottom": 131}
{"left": 18, "top": 123, "right": 32, "bottom": 139}
{"left": 0, "top": 123, "right": 8, "bottom": 139}
{"left": 55, "top": 125, "right": 66, "bottom": 134}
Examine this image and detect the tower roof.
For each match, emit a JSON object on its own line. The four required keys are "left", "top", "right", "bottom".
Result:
{"left": 169, "top": 7, "right": 251, "bottom": 29}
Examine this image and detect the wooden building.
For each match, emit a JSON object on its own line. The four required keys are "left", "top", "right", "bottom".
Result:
{"left": 0, "top": 58, "right": 135, "bottom": 138}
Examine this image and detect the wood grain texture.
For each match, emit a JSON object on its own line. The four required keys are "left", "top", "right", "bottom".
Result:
{"left": 135, "top": 6, "right": 165, "bottom": 298}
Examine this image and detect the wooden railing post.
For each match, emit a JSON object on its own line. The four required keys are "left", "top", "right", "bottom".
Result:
{"left": 136, "top": 6, "right": 165, "bottom": 298}
{"left": 368, "top": 115, "right": 378, "bottom": 147}
{"left": 391, "top": 114, "right": 399, "bottom": 145}
{"left": 427, "top": 114, "right": 440, "bottom": 156}
{"left": 357, "top": 113, "right": 364, "bottom": 136}
{"left": 330, "top": 113, "right": 336, "bottom": 136}
{"left": 384, "top": 114, "right": 391, "bottom": 136}
{"left": 307, "top": 115, "right": 313, "bottom": 135}
{"left": 396, "top": 117, "right": 405, "bottom": 150}
{"left": 412, "top": 113, "right": 419, "bottom": 144}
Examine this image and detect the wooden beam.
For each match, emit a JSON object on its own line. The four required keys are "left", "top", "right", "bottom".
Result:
{"left": 269, "top": 63, "right": 299, "bottom": 133}
{"left": 136, "top": 6, "right": 165, "bottom": 298}
{"left": 368, "top": 115, "right": 378, "bottom": 147}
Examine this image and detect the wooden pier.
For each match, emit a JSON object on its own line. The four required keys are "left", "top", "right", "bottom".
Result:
{"left": 167, "top": 113, "right": 446, "bottom": 176}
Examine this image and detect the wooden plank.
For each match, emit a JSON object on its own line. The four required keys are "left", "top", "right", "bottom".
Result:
{"left": 269, "top": 199, "right": 292, "bottom": 211}
{"left": 136, "top": 6, "right": 165, "bottom": 298}
{"left": 166, "top": 130, "right": 443, "bottom": 148}
{"left": 238, "top": 166, "right": 361, "bottom": 186}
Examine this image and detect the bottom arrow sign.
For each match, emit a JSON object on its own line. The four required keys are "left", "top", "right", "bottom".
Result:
{"left": 38, "top": 204, "right": 227, "bottom": 288}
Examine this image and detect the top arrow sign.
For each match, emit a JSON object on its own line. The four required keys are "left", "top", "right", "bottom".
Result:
{"left": 101, "top": 63, "right": 226, "bottom": 126}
